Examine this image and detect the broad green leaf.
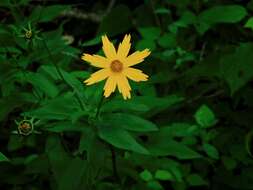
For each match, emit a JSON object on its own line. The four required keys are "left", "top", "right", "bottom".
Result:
{"left": 194, "top": 105, "right": 217, "bottom": 128}
{"left": 203, "top": 143, "right": 219, "bottom": 159}
{"left": 0, "top": 152, "right": 9, "bottom": 162}
{"left": 197, "top": 5, "right": 247, "bottom": 34}
{"left": 140, "top": 169, "right": 153, "bottom": 181}
{"left": 155, "top": 170, "right": 174, "bottom": 181}
{"left": 101, "top": 113, "right": 158, "bottom": 132}
{"left": 98, "top": 125, "right": 149, "bottom": 154}
{"left": 220, "top": 43, "right": 253, "bottom": 95}
{"left": 138, "top": 27, "right": 161, "bottom": 40}
{"left": 186, "top": 174, "right": 207, "bottom": 186}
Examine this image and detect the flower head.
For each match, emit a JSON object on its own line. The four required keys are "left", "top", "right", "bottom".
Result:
{"left": 82, "top": 34, "right": 151, "bottom": 99}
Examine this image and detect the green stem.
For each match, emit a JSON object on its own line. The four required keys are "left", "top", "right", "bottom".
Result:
{"left": 41, "top": 36, "right": 86, "bottom": 111}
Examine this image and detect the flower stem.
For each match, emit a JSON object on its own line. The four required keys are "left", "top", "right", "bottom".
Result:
{"left": 41, "top": 36, "right": 86, "bottom": 111}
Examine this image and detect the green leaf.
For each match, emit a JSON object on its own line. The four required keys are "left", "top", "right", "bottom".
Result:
{"left": 222, "top": 156, "right": 237, "bottom": 170}
{"left": 155, "top": 170, "right": 174, "bottom": 181}
{"left": 220, "top": 43, "right": 253, "bottom": 95}
{"left": 101, "top": 99, "right": 149, "bottom": 113}
{"left": 244, "top": 17, "right": 253, "bottom": 30}
{"left": 197, "top": 5, "right": 247, "bottom": 34}
{"left": 157, "top": 33, "right": 177, "bottom": 48}
{"left": 147, "top": 138, "right": 201, "bottom": 159}
{"left": 186, "top": 174, "right": 207, "bottom": 186}
{"left": 140, "top": 169, "right": 153, "bottom": 181}
{"left": 26, "top": 72, "right": 59, "bottom": 98}
{"left": 30, "top": 5, "right": 70, "bottom": 22}
{"left": 203, "top": 143, "right": 219, "bottom": 159}
{"left": 136, "top": 39, "right": 156, "bottom": 51}
{"left": 98, "top": 125, "right": 149, "bottom": 154}
{"left": 26, "top": 94, "right": 80, "bottom": 120}
{"left": 194, "top": 105, "right": 217, "bottom": 128}
{"left": 0, "top": 152, "right": 9, "bottom": 162}
{"left": 81, "top": 34, "right": 104, "bottom": 47}
{"left": 101, "top": 113, "right": 158, "bottom": 132}
{"left": 138, "top": 27, "right": 161, "bottom": 40}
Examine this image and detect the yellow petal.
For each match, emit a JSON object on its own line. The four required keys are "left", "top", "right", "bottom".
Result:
{"left": 81, "top": 53, "right": 109, "bottom": 68}
{"left": 117, "top": 75, "right": 131, "bottom": 100}
{"left": 102, "top": 35, "right": 117, "bottom": 59}
{"left": 84, "top": 69, "right": 109, "bottom": 85}
{"left": 125, "top": 49, "right": 151, "bottom": 67}
{"left": 117, "top": 34, "right": 131, "bottom": 58}
{"left": 103, "top": 76, "right": 116, "bottom": 98}
{"left": 124, "top": 68, "right": 148, "bottom": 82}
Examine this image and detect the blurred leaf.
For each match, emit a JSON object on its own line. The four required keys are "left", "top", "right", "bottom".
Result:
{"left": 138, "top": 27, "right": 161, "bottom": 40}
{"left": 98, "top": 125, "right": 149, "bottom": 154}
{"left": 98, "top": 5, "right": 132, "bottom": 36}
{"left": 244, "top": 17, "right": 253, "bottom": 30}
{"left": 197, "top": 5, "right": 247, "bottom": 34}
{"left": 30, "top": 5, "right": 70, "bottom": 22}
{"left": 136, "top": 39, "right": 156, "bottom": 51}
{"left": 0, "top": 152, "right": 9, "bottom": 162}
{"left": 222, "top": 156, "right": 237, "bottom": 170}
{"left": 147, "top": 138, "right": 201, "bottom": 159}
{"left": 155, "top": 170, "right": 174, "bottom": 181}
{"left": 194, "top": 105, "right": 217, "bottom": 128}
{"left": 140, "top": 169, "right": 153, "bottom": 181}
{"left": 186, "top": 174, "right": 207, "bottom": 186}
{"left": 203, "top": 143, "right": 219, "bottom": 159}
{"left": 220, "top": 43, "right": 253, "bottom": 95}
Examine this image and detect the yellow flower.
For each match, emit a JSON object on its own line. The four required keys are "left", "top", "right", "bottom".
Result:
{"left": 82, "top": 34, "right": 151, "bottom": 100}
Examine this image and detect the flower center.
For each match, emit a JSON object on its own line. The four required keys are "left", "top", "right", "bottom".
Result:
{"left": 110, "top": 60, "right": 123, "bottom": 72}
{"left": 18, "top": 121, "right": 33, "bottom": 135}
{"left": 25, "top": 30, "right": 32, "bottom": 39}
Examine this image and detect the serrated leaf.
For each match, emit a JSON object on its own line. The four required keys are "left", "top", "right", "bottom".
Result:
{"left": 98, "top": 125, "right": 149, "bottom": 154}
{"left": 194, "top": 105, "right": 217, "bottom": 128}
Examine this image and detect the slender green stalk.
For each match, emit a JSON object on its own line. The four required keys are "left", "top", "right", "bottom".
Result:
{"left": 41, "top": 36, "right": 86, "bottom": 111}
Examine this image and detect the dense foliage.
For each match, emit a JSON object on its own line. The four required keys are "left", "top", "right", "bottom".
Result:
{"left": 1, "top": 0, "right": 253, "bottom": 189}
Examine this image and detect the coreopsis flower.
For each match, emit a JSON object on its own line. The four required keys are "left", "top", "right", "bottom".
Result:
{"left": 82, "top": 34, "right": 151, "bottom": 99}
